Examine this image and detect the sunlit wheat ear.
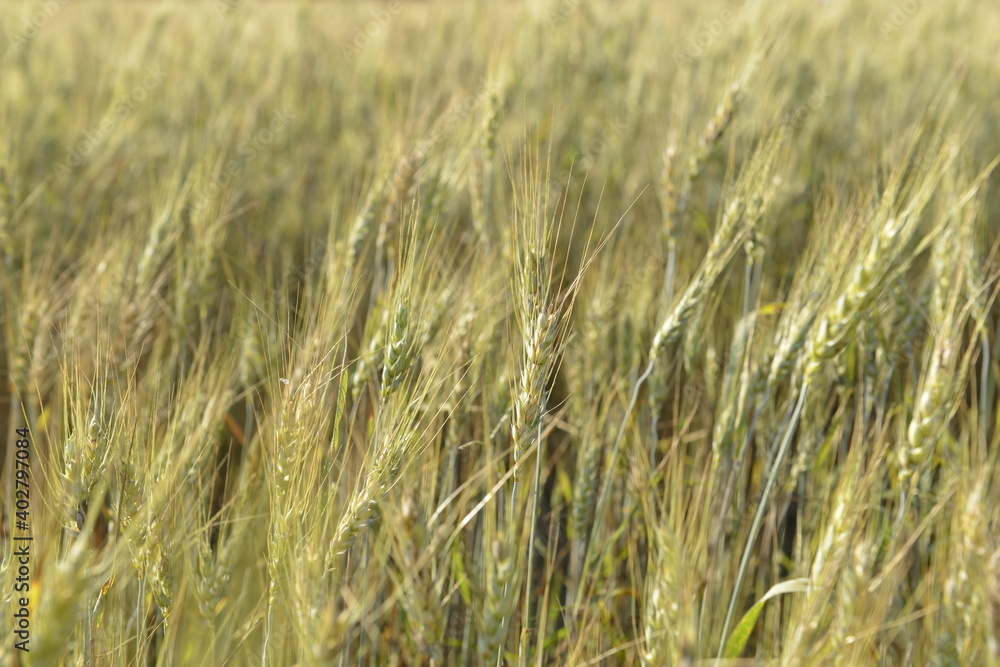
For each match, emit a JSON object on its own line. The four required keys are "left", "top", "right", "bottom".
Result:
{"left": 443, "top": 309, "right": 474, "bottom": 451}
{"left": 266, "top": 372, "right": 317, "bottom": 617}
{"left": 767, "top": 307, "right": 816, "bottom": 391}
{"left": 897, "top": 335, "right": 961, "bottom": 488}
{"left": 681, "top": 297, "right": 709, "bottom": 374}
{"left": 378, "top": 148, "right": 424, "bottom": 276}
{"left": 807, "top": 135, "right": 963, "bottom": 382}
{"left": 328, "top": 477, "right": 381, "bottom": 563}
{"left": 381, "top": 298, "right": 413, "bottom": 400}
{"left": 327, "top": 428, "right": 414, "bottom": 571}
{"left": 347, "top": 182, "right": 382, "bottom": 266}
{"left": 10, "top": 300, "right": 41, "bottom": 396}
{"left": 782, "top": 442, "right": 873, "bottom": 662}
{"left": 674, "top": 79, "right": 744, "bottom": 235}
{"left": 569, "top": 415, "right": 602, "bottom": 544}
{"left": 30, "top": 534, "right": 97, "bottom": 663}
{"left": 118, "top": 458, "right": 146, "bottom": 572}
{"left": 386, "top": 495, "right": 447, "bottom": 662}
{"left": 652, "top": 131, "right": 782, "bottom": 359}
{"left": 946, "top": 478, "right": 992, "bottom": 663}
{"left": 329, "top": 353, "right": 434, "bottom": 569}
{"left": 207, "top": 442, "right": 261, "bottom": 615}
{"left": 710, "top": 312, "right": 756, "bottom": 460}
{"left": 649, "top": 134, "right": 783, "bottom": 406}
{"left": 478, "top": 537, "right": 517, "bottom": 665}
{"left": 192, "top": 514, "right": 232, "bottom": 623}
{"left": 147, "top": 524, "right": 175, "bottom": 622}
{"left": 833, "top": 538, "right": 875, "bottom": 657}
{"left": 511, "top": 303, "right": 559, "bottom": 477}
{"left": 470, "top": 157, "right": 487, "bottom": 241}
{"left": 693, "top": 81, "right": 741, "bottom": 170}
{"left": 350, "top": 299, "right": 389, "bottom": 402}
{"left": 642, "top": 525, "right": 695, "bottom": 667}
{"left": 135, "top": 171, "right": 187, "bottom": 295}
{"left": 649, "top": 194, "right": 743, "bottom": 367}
{"left": 482, "top": 85, "right": 501, "bottom": 167}
{"left": 471, "top": 82, "right": 503, "bottom": 247}
{"left": 509, "top": 166, "right": 563, "bottom": 481}
{"left": 929, "top": 211, "right": 961, "bottom": 324}
{"left": 896, "top": 184, "right": 984, "bottom": 490}
{"left": 806, "top": 217, "right": 915, "bottom": 383}
{"left": 176, "top": 207, "right": 227, "bottom": 344}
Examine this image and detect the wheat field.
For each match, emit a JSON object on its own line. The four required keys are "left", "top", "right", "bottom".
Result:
{"left": 1, "top": 0, "right": 999, "bottom": 664}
